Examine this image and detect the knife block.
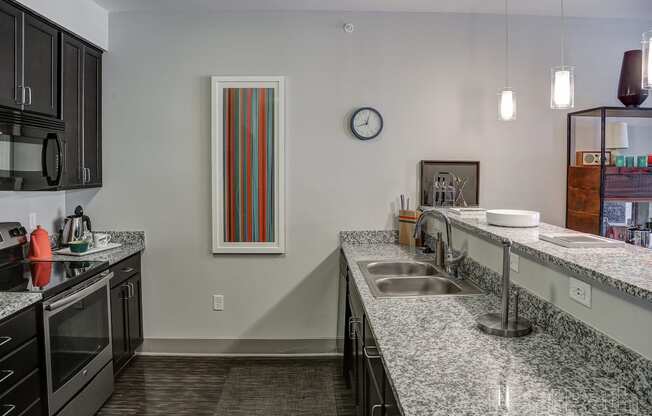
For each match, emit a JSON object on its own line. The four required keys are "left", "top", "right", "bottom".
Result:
{"left": 398, "top": 210, "right": 420, "bottom": 246}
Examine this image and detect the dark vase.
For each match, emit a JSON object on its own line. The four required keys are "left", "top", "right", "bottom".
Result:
{"left": 617, "top": 49, "right": 648, "bottom": 107}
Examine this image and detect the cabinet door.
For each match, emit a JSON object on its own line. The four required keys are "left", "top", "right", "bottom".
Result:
{"left": 0, "top": 2, "right": 23, "bottom": 110}
{"left": 127, "top": 274, "right": 143, "bottom": 351}
{"left": 110, "top": 284, "right": 130, "bottom": 373}
{"left": 82, "top": 46, "right": 102, "bottom": 186}
{"left": 61, "top": 34, "right": 83, "bottom": 187}
{"left": 23, "top": 14, "right": 58, "bottom": 116}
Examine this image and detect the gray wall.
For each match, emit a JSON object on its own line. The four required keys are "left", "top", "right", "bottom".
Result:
{"left": 67, "top": 11, "right": 651, "bottom": 347}
{"left": 0, "top": 192, "right": 65, "bottom": 235}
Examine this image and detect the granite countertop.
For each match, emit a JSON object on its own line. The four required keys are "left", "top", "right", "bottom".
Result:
{"left": 429, "top": 208, "right": 652, "bottom": 304}
{"left": 0, "top": 292, "right": 42, "bottom": 321}
{"left": 51, "top": 231, "right": 145, "bottom": 265}
{"left": 341, "top": 242, "right": 652, "bottom": 416}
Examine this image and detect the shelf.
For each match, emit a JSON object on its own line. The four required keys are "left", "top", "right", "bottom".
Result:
{"left": 568, "top": 106, "right": 652, "bottom": 118}
{"left": 604, "top": 167, "right": 652, "bottom": 201}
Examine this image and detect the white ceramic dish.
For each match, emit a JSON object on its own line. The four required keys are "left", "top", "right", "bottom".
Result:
{"left": 486, "top": 209, "right": 540, "bottom": 228}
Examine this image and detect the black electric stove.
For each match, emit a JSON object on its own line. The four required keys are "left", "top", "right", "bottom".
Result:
{"left": 0, "top": 222, "right": 108, "bottom": 299}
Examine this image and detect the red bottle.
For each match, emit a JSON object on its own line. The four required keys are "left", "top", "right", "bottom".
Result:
{"left": 28, "top": 225, "right": 53, "bottom": 260}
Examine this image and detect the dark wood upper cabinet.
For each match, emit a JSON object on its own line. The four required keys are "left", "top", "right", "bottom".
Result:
{"left": 23, "top": 13, "right": 58, "bottom": 116}
{"left": 61, "top": 34, "right": 83, "bottom": 186}
{"left": 60, "top": 32, "right": 102, "bottom": 189}
{"left": 0, "top": 2, "right": 23, "bottom": 110}
{"left": 82, "top": 46, "right": 102, "bottom": 186}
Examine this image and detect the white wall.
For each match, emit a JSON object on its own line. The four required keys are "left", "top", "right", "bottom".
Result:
{"left": 67, "top": 11, "right": 652, "bottom": 347}
{"left": 0, "top": 191, "right": 66, "bottom": 234}
{"left": 15, "top": 0, "right": 109, "bottom": 49}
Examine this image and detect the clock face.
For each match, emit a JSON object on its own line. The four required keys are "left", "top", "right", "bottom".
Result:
{"left": 351, "top": 107, "right": 383, "bottom": 140}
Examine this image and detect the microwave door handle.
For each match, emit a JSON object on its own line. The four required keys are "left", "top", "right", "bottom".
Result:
{"left": 41, "top": 135, "right": 63, "bottom": 186}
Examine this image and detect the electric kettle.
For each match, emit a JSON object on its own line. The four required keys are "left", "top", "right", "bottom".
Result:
{"left": 61, "top": 205, "right": 92, "bottom": 245}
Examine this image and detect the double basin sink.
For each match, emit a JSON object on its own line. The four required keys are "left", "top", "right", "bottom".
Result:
{"left": 358, "top": 260, "right": 482, "bottom": 298}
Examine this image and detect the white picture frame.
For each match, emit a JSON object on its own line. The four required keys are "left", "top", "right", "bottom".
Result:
{"left": 211, "top": 76, "right": 286, "bottom": 254}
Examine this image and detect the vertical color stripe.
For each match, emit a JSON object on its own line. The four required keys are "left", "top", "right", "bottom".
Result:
{"left": 223, "top": 87, "right": 276, "bottom": 243}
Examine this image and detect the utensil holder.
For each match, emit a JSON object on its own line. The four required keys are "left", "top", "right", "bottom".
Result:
{"left": 399, "top": 210, "right": 420, "bottom": 246}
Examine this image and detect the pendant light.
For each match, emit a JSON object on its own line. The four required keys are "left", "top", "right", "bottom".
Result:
{"left": 498, "top": 0, "right": 516, "bottom": 121}
{"left": 643, "top": 30, "right": 652, "bottom": 90}
{"left": 550, "top": 0, "right": 574, "bottom": 109}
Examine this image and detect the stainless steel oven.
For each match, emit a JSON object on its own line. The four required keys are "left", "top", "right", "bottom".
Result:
{"left": 0, "top": 108, "right": 64, "bottom": 191}
{"left": 43, "top": 270, "right": 114, "bottom": 416}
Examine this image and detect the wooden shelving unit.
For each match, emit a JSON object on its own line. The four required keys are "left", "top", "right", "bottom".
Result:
{"left": 566, "top": 106, "right": 652, "bottom": 236}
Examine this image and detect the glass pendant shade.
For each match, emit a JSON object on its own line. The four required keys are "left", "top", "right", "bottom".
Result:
{"left": 643, "top": 30, "right": 652, "bottom": 90}
{"left": 550, "top": 66, "right": 575, "bottom": 109}
{"left": 499, "top": 89, "right": 516, "bottom": 121}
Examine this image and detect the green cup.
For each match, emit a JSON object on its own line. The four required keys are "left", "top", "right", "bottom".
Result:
{"left": 637, "top": 156, "right": 648, "bottom": 168}
{"left": 69, "top": 241, "right": 90, "bottom": 253}
{"left": 625, "top": 156, "right": 635, "bottom": 168}
{"left": 615, "top": 155, "right": 625, "bottom": 167}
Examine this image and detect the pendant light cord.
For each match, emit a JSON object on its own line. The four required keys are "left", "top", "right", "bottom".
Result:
{"left": 504, "top": 0, "right": 509, "bottom": 87}
{"left": 560, "top": 0, "right": 565, "bottom": 67}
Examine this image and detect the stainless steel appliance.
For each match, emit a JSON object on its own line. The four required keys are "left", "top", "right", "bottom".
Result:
{"left": 61, "top": 206, "right": 93, "bottom": 245}
{"left": 43, "top": 271, "right": 113, "bottom": 416}
{"left": 0, "top": 109, "right": 64, "bottom": 190}
{"left": 0, "top": 222, "right": 113, "bottom": 415}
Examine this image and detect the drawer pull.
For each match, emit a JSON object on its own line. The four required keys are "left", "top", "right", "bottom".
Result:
{"left": 363, "top": 346, "right": 381, "bottom": 360}
{"left": 370, "top": 404, "right": 385, "bottom": 416}
{"left": 0, "top": 370, "right": 13, "bottom": 383}
{"left": 0, "top": 404, "right": 15, "bottom": 416}
{"left": 121, "top": 267, "right": 135, "bottom": 274}
{"left": 0, "top": 337, "right": 11, "bottom": 347}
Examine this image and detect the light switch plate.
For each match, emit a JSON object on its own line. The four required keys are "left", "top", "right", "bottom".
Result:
{"left": 510, "top": 253, "right": 520, "bottom": 272}
{"left": 28, "top": 213, "right": 37, "bottom": 230}
{"left": 569, "top": 277, "right": 591, "bottom": 308}
{"left": 213, "top": 295, "right": 224, "bottom": 311}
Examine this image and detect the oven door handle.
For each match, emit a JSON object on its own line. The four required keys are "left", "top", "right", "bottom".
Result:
{"left": 45, "top": 271, "right": 113, "bottom": 312}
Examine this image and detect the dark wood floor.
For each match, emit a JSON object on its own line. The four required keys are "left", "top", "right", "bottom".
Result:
{"left": 98, "top": 356, "right": 354, "bottom": 416}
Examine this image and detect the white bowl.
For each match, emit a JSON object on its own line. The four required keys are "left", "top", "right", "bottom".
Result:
{"left": 486, "top": 209, "right": 540, "bottom": 228}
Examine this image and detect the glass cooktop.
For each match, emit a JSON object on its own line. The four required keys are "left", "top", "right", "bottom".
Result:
{"left": 0, "top": 260, "right": 108, "bottom": 298}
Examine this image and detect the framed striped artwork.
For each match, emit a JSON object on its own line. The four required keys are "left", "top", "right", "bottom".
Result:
{"left": 211, "top": 76, "right": 286, "bottom": 253}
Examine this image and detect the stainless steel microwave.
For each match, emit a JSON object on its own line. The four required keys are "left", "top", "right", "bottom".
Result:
{"left": 0, "top": 108, "right": 65, "bottom": 191}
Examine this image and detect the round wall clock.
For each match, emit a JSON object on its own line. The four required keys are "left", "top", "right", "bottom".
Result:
{"left": 350, "top": 107, "right": 383, "bottom": 140}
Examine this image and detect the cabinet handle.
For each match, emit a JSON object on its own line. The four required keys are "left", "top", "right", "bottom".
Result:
{"left": 348, "top": 317, "right": 360, "bottom": 338}
{"left": 14, "top": 85, "right": 24, "bottom": 105}
{"left": 129, "top": 282, "right": 135, "bottom": 298}
{"left": 0, "top": 370, "right": 14, "bottom": 383}
{"left": 363, "top": 346, "right": 381, "bottom": 360}
{"left": 121, "top": 283, "right": 130, "bottom": 300}
{"left": 86, "top": 168, "right": 91, "bottom": 183}
{"left": 370, "top": 404, "right": 386, "bottom": 416}
{"left": 0, "top": 337, "right": 12, "bottom": 347}
{"left": 121, "top": 267, "right": 135, "bottom": 274}
{"left": 25, "top": 86, "right": 32, "bottom": 106}
{"left": 0, "top": 404, "right": 15, "bottom": 416}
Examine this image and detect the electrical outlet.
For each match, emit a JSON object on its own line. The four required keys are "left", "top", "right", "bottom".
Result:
{"left": 510, "top": 253, "right": 520, "bottom": 272}
{"left": 212, "top": 295, "right": 224, "bottom": 311}
{"left": 28, "top": 213, "right": 37, "bottom": 230}
{"left": 569, "top": 277, "right": 591, "bottom": 308}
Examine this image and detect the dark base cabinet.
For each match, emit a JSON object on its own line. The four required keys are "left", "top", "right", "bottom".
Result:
{"left": 341, "top": 252, "right": 401, "bottom": 416}
{"left": 110, "top": 253, "right": 143, "bottom": 376}
{"left": 0, "top": 307, "right": 43, "bottom": 416}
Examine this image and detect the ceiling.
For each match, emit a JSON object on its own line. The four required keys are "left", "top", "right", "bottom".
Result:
{"left": 92, "top": 0, "right": 652, "bottom": 19}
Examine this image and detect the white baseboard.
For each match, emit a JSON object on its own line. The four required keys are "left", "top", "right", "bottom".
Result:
{"left": 139, "top": 337, "right": 343, "bottom": 357}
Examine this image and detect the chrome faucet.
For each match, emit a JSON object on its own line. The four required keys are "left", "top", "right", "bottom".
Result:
{"left": 413, "top": 209, "right": 466, "bottom": 276}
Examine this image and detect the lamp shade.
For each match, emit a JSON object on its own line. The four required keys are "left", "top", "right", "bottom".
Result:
{"left": 605, "top": 122, "right": 629, "bottom": 149}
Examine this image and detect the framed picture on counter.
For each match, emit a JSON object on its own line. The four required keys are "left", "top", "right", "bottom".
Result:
{"left": 419, "top": 160, "right": 480, "bottom": 207}
{"left": 211, "top": 76, "right": 286, "bottom": 254}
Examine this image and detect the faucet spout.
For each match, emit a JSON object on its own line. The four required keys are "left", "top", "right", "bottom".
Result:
{"left": 413, "top": 209, "right": 465, "bottom": 275}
